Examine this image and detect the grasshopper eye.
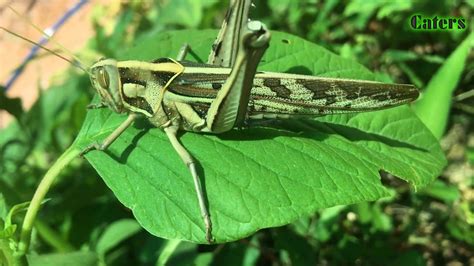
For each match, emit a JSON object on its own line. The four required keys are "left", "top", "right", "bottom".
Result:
{"left": 97, "top": 68, "right": 110, "bottom": 89}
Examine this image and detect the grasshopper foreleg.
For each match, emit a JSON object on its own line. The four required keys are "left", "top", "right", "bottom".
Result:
{"left": 163, "top": 125, "right": 213, "bottom": 243}
{"left": 80, "top": 113, "right": 138, "bottom": 156}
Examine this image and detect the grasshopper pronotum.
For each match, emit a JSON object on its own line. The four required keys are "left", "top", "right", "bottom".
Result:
{"left": 2, "top": 0, "right": 418, "bottom": 243}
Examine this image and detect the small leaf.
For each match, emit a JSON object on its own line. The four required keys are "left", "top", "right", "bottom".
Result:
{"left": 194, "top": 253, "right": 213, "bottom": 266}
{"left": 95, "top": 219, "right": 142, "bottom": 256}
{"left": 376, "top": 0, "right": 412, "bottom": 19}
{"left": 75, "top": 30, "right": 446, "bottom": 243}
{"left": 419, "top": 180, "right": 460, "bottom": 203}
{"left": 154, "top": 0, "right": 215, "bottom": 28}
{"left": 0, "top": 194, "right": 7, "bottom": 220}
{"left": 311, "top": 205, "right": 346, "bottom": 242}
{"left": 27, "top": 251, "right": 99, "bottom": 266}
{"left": 156, "top": 239, "right": 181, "bottom": 266}
{"left": 1, "top": 200, "right": 47, "bottom": 239}
{"left": 0, "top": 239, "right": 22, "bottom": 266}
{"left": 389, "top": 251, "right": 425, "bottom": 266}
{"left": 5, "top": 202, "right": 29, "bottom": 222}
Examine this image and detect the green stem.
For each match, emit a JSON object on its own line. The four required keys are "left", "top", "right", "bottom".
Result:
{"left": 17, "top": 145, "right": 81, "bottom": 255}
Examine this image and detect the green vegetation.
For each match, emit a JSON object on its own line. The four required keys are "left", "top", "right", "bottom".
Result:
{"left": 1, "top": 1, "right": 472, "bottom": 265}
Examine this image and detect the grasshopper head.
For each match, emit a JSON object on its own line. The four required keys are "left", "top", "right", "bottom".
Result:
{"left": 90, "top": 59, "right": 125, "bottom": 113}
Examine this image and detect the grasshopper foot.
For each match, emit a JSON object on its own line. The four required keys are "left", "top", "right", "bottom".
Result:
{"left": 86, "top": 103, "right": 106, "bottom": 109}
{"left": 80, "top": 113, "right": 137, "bottom": 158}
{"left": 79, "top": 142, "right": 102, "bottom": 157}
{"left": 187, "top": 161, "right": 214, "bottom": 243}
{"left": 203, "top": 212, "right": 214, "bottom": 243}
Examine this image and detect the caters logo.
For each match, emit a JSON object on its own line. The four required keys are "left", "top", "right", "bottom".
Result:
{"left": 410, "top": 15, "right": 466, "bottom": 30}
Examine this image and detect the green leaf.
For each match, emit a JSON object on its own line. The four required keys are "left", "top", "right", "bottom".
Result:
{"left": 389, "top": 251, "right": 425, "bottom": 266}
{"left": 0, "top": 194, "right": 7, "bottom": 221}
{"left": 194, "top": 253, "right": 213, "bottom": 266}
{"left": 27, "top": 251, "right": 99, "bottom": 266}
{"left": 382, "top": 49, "right": 445, "bottom": 64}
{"left": 163, "top": 241, "right": 199, "bottom": 266}
{"left": 0, "top": 238, "right": 24, "bottom": 266}
{"left": 0, "top": 201, "right": 30, "bottom": 239}
{"left": 313, "top": 205, "right": 346, "bottom": 242}
{"left": 376, "top": 0, "right": 412, "bottom": 19}
{"left": 74, "top": 30, "right": 445, "bottom": 243}
{"left": 154, "top": 0, "right": 218, "bottom": 29}
{"left": 370, "top": 203, "right": 392, "bottom": 232}
{"left": 156, "top": 239, "right": 181, "bottom": 266}
{"left": 419, "top": 180, "right": 460, "bottom": 203}
{"left": 344, "top": 0, "right": 379, "bottom": 29}
{"left": 446, "top": 216, "right": 474, "bottom": 245}
{"left": 414, "top": 32, "right": 474, "bottom": 139}
{"left": 468, "top": 146, "right": 474, "bottom": 164}
{"left": 95, "top": 219, "right": 142, "bottom": 256}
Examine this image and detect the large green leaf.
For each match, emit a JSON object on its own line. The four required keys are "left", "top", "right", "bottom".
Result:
{"left": 74, "top": 30, "right": 446, "bottom": 243}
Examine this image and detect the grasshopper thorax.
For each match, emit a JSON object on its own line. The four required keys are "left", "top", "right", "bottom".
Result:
{"left": 90, "top": 58, "right": 125, "bottom": 113}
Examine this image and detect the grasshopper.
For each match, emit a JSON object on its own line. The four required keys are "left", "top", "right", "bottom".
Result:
{"left": 2, "top": 0, "right": 419, "bottom": 243}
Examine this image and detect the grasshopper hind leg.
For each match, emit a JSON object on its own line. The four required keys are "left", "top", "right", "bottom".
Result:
{"left": 163, "top": 125, "right": 213, "bottom": 243}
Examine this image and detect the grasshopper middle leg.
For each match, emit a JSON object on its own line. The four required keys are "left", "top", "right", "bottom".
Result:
{"left": 176, "top": 43, "right": 190, "bottom": 61}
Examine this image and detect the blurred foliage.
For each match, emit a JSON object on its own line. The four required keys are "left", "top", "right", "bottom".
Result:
{"left": 1, "top": 0, "right": 473, "bottom": 265}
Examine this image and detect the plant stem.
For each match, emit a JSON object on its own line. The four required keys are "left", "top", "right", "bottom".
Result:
{"left": 17, "top": 145, "right": 81, "bottom": 255}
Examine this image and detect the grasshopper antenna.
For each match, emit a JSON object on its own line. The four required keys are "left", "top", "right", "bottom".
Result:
{"left": 6, "top": 5, "right": 89, "bottom": 74}
{"left": 0, "top": 26, "right": 89, "bottom": 74}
